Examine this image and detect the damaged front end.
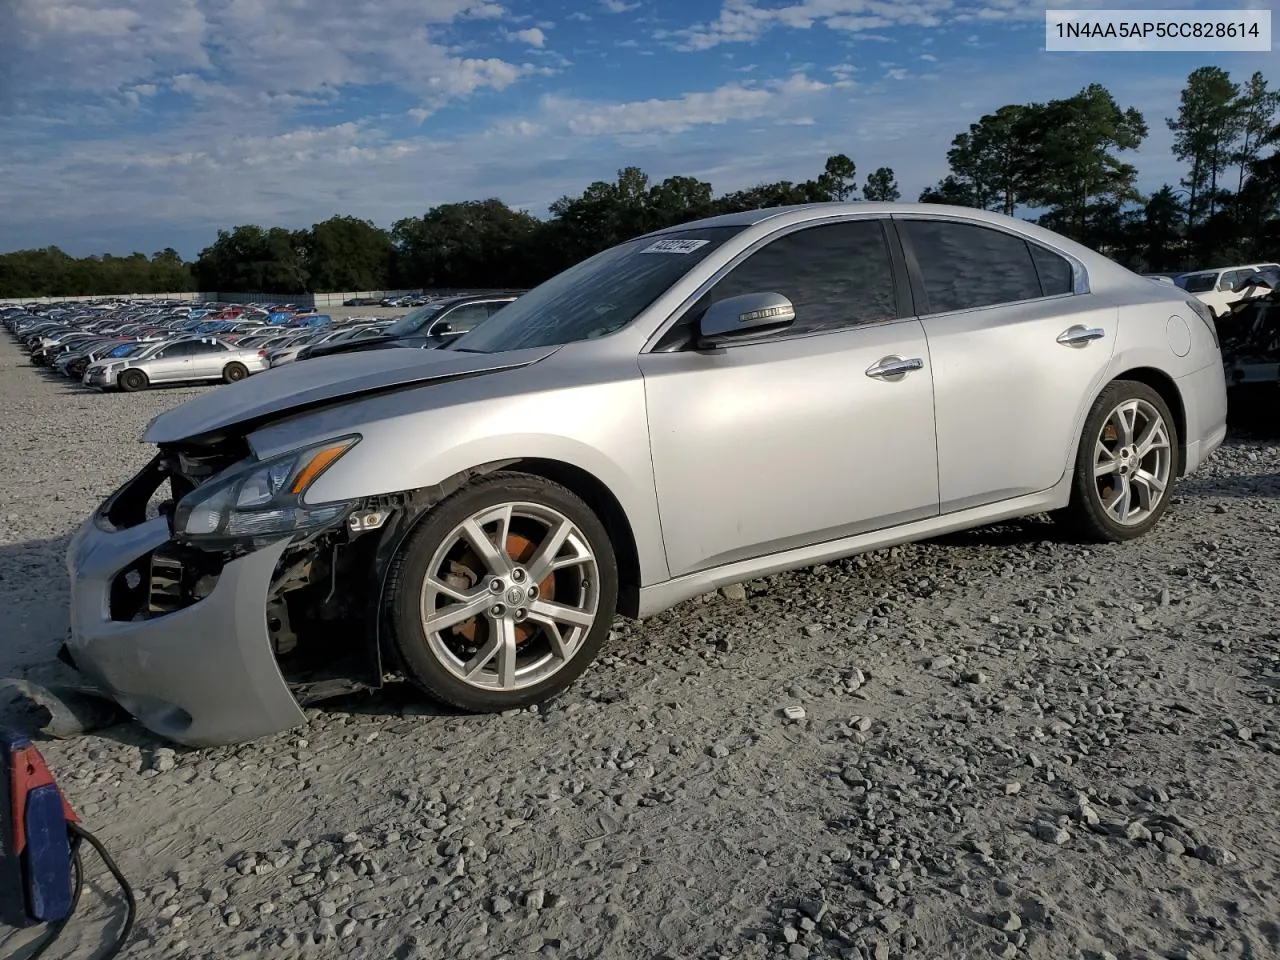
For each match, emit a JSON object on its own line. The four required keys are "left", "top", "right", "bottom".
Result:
{"left": 63, "top": 430, "right": 445, "bottom": 746}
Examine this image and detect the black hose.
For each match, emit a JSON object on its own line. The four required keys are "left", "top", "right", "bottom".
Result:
{"left": 67, "top": 823, "right": 136, "bottom": 960}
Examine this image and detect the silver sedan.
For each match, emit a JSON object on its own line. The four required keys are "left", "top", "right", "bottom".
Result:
{"left": 83, "top": 336, "right": 269, "bottom": 391}
{"left": 63, "top": 203, "right": 1228, "bottom": 746}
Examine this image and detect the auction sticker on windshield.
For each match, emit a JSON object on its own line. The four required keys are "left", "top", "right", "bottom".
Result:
{"left": 640, "top": 239, "right": 711, "bottom": 254}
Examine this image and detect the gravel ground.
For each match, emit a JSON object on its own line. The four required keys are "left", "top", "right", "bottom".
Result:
{"left": 1, "top": 332, "right": 1278, "bottom": 960}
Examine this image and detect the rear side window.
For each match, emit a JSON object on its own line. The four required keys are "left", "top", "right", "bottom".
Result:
{"left": 1030, "top": 244, "right": 1073, "bottom": 296}
{"left": 900, "top": 220, "right": 1043, "bottom": 314}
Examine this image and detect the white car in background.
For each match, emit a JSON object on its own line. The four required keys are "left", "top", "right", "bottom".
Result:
{"left": 1176, "top": 263, "right": 1280, "bottom": 316}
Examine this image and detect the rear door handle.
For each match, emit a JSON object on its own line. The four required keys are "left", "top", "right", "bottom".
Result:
{"left": 1057, "top": 325, "right": 1105, "bottom": 346}
{"left": 865, "top": 355, "right": 924, "bottom": 380}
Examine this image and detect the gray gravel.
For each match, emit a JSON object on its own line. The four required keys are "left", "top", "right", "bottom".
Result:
{"left": 1, "top": 332, "right": 1278, "bottom": 960}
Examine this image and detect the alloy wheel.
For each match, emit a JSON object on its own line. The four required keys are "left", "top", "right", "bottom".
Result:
{"left": 1093, "top": 398, "right": 1172, "bottom": 526}
{"left": 419, "top": 502, "right": 600, "bottom": 692}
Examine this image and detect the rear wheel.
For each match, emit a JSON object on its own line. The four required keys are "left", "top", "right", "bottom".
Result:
{"left": 384, "top": 473, "right": 618, "bottom": 712}
{"left": 118, "top": 369, "right": 149, "bottom": 393}
{"left": 1060, "top": 380, "right": 1179, "bottom": 542}
{"left": 223, "top": 362, "right": 248, "bottom": 383}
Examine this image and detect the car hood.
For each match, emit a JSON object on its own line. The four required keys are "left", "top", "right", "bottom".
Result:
{"left": 142, "top": 344, "right": 560, "bottom": 444}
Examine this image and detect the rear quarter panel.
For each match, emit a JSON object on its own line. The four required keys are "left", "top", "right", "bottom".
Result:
{"left": 1098, "top": 285, "right": 1225, "bottom": 468}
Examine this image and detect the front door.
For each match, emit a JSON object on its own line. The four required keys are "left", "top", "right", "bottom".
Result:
{"left": 893, "top": 216, "right": 1118, "bottom": 513}
{"left": 640, "top": 218, "right": 940, "bottom": 577}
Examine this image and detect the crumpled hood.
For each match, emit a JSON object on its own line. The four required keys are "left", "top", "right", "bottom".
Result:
{"left": 142, "top": 344, "right": 559, "bottom": 444}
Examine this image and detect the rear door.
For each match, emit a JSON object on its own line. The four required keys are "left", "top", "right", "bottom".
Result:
{"left": 893, "top": 215, "right": 1116, "bottom": 513}
{"left": 187, "top": 339, "right": 230, "bottom": 378}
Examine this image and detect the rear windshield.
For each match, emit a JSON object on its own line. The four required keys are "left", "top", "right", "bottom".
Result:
{"left": 1179, "top": 273, "right": 1217, "bottom": 293}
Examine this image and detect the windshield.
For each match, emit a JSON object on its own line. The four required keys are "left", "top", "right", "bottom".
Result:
{"left": 383, "top": 304, "right": 443, "bottom": 337}
{"left": 109, "top": 343, "right": 143, "bottom": 357}
{"left": 1179, "top": 273, "right": 1217, "bottom": 293}
{"left": 450, "top": 226, "right": 745, "bottom": 353}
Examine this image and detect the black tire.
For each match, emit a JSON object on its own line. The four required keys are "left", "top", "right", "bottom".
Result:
{"left": 384, "top": 472, "right": 618, "bottom": 713}
{"left": 223, "top": 362, "right": 248, "bottom": 383}
{"left": 117, "top": 369, "right": 149, "bottom": 393}
{"left": 1059, "top": 379, "right": 1180, "bottom": 542}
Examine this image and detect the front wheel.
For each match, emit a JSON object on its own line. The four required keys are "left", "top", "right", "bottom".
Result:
{"left": 384, "top": 472, "right": 618, "bottom": 712}
{"left": 118, "top": 369, "right": 149, "bottom": 392}
{"left": 1060, "top": 380, "right": 1180, "bottom": 542}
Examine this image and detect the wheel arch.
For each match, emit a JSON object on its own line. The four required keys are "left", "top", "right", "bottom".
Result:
{"left": 1108, "top": 366, "right": 1188, "bottom": 475}
{"left": 364, "top": 457, "right": 644, "bottom": 688}
{"left": 503, "top": 457, "right": 642, "bottom": 619}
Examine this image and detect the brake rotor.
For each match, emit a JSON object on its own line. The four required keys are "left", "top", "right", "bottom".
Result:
{"left": 448, "top": 530, "right": 556, "bottom": 646}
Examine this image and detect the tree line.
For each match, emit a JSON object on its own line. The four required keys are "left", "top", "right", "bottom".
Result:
{"left": 2, "top": 65, "right": 1278, "bottom": 298}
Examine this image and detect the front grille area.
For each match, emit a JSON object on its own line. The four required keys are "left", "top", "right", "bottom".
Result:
{"left": 108, "top": 551, "right": 153, "bottom": 621}
{"left": 108, "top": 542, "right": 228, "bottom": 621}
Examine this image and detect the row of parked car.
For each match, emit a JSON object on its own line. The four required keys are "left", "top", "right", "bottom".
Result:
{"left": 341, "top": 293, "right": 438, "bottom": 307}
{"left": 1, "top": 291, "right": 526, "bottom": 392}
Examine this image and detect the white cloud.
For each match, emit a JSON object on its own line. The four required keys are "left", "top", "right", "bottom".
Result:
{"left": 676, "top": 0, "right": 952, "bottom": 50}
{"left": 601, "top": 0, "right": 640, "bottom": 12}
{"left": 550, "top": 73, "right": 833, "bottom": 136}
{"left": 505, "top": 27, "right": 547, "bottom": 47}
{"left": 0, "top": 0, "right": 540, "bottom": 120}
{"left": 671, "top": 0, "right": 1216, "bottom": 49}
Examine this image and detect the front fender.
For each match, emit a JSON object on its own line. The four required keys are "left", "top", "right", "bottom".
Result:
{"left": 254, "top": 370, "right": 671, "bottom": 588}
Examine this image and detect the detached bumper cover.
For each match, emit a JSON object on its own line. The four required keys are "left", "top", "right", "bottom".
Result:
{"left": 65, "top": 512, "right": 307, "bottom": 747}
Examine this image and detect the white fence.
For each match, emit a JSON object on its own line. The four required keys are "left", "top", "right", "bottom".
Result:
{"left": 2, "top": 292, "right": 207, "bottom": 306}
{"left": 3, "top": 289, "right": 511, "bottom": 309}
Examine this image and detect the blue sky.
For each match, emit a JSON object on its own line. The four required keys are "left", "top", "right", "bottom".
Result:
{"left": 0, "top": 0, "right": 1275, "bottom": 258}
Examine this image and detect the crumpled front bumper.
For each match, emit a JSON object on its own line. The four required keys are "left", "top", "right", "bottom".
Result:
{"left": 64, "top": 507, "right": 307, "bottom": 748}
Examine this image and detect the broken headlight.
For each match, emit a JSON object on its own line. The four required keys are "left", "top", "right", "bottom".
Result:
{"left": 173, "top": 436, "right": 360, "bottom": 540}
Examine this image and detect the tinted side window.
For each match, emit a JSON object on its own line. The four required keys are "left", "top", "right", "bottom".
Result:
{"left": 159, "top": 341, "right": 197, "bottom": 358}
{"left": 437, "top": 303, "right": 490, "bottom": 334}
{"left": 702, "top": 220, "right": 896, "bottom": 337}
{"left": 1030, "top": 244, "right": 1073, "bottom": 296}
{"left": 901, "top": 220, "right": 1042, "bottom": 313}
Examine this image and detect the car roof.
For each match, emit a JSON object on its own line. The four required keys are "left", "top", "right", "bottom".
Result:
{"left": 646, "top": 201, "right": 1135, "bottom": 286}
{"left": 642, "top": 201, "right": 1045, "bottom": 233}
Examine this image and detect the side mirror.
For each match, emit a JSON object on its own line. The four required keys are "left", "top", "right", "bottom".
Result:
{"left": 698, "top": 292, "right": 796, "bottom": 346}
{"left": 432, "top": 322, "right": 454, "bottom": 337}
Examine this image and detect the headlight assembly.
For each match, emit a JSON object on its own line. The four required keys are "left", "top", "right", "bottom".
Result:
{"left": 173, "top": 436, "right": 360, "bottom": 541}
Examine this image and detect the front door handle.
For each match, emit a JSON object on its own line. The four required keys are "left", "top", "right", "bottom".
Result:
{"left": 865, "top": 355, "right": 924, "bottom": 380}
{"left": 1057, "top": 325, "right": 1106, "bottom": 346}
